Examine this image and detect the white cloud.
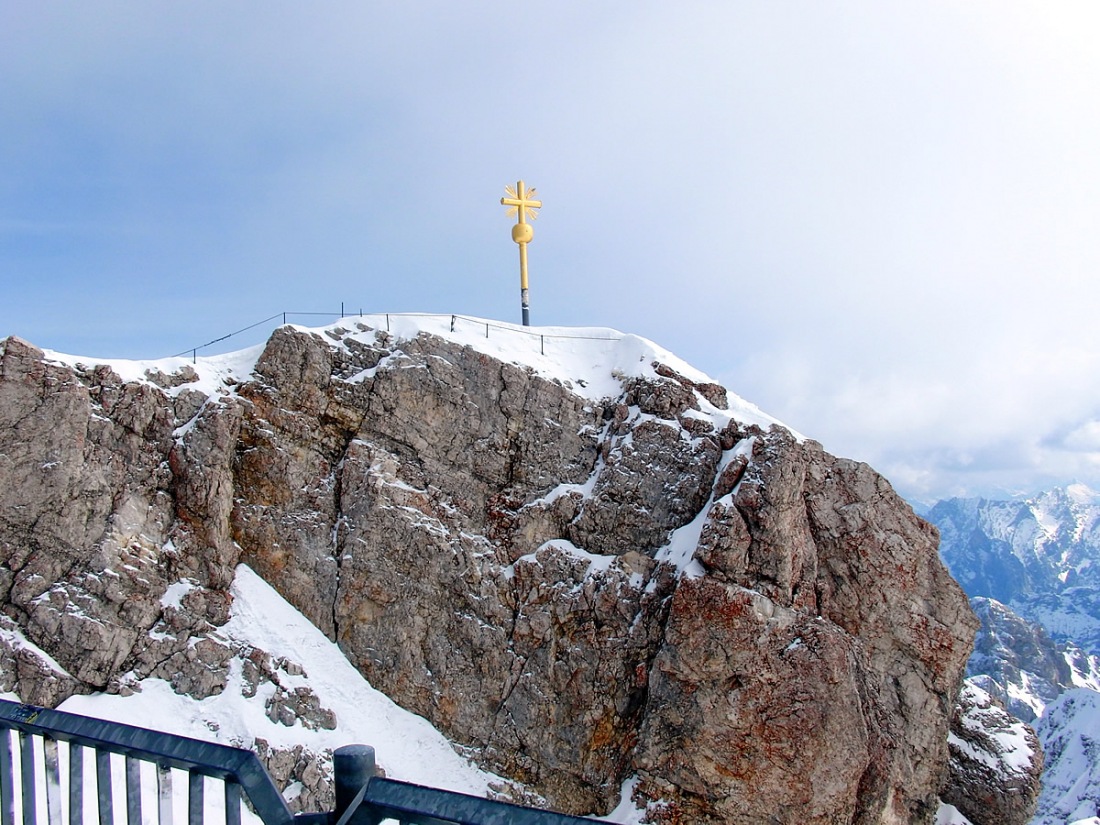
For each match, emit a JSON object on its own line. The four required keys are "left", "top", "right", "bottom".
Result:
{"left": 1061, "top": 421, "right": 1100, "bottom": 453}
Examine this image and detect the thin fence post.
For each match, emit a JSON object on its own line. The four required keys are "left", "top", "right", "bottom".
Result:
{"left": 224, "top": 780, "right": 241, "bottom": 825}
{"left": 450, "top": 315, "right": 456, "bottom": 332}
{"left": 541, "top": 335, "right": 545, "bottom": 355}
{"left": 43, "top": 739, "right": 61, "bottom": 825}
{"left": 0, "top": 730, "right": 12, "bottom": 825}
{"left": 19, "top": 733, "right": 33, "bottom": 825}
{"left": 187, "top": 771, "right": 203, "bottom": 825}
{"left": 95, "top": 750, "right": 112, "bottom": 825}
{"left": 67, "top": 742, "right": 82, "bottom": 825}
{"left": 125, "top": 756, "right": 141, "bottom": 825}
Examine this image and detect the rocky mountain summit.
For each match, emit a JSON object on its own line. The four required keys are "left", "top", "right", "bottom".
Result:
{"left": 0, "top": 316, "right": 1014, "bottom": 823}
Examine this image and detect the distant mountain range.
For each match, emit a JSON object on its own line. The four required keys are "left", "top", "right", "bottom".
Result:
{"left": 926, "top": 485, "right": 1100, "bottom": 824}
{"left": 931, "top": 485, "right": 1100, "bottom": 653}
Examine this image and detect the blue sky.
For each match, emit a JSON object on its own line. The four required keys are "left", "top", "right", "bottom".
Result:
{"left": 2, "top": 2, "right": 1100, "bottom": 504}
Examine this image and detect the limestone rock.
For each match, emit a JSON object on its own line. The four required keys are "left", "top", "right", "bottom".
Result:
{"left": 634, "top": 578, "right": 875, "bottom": 824}
{"left": 254, "top": 738, "right": 334, "bottom": 814}
{"left": 0, "top": 615, "right": 81, "bottom": 707}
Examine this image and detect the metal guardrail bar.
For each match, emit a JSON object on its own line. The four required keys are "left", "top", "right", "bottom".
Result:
{"left": 329, "top": 747, "right": 609, "bottom": 825}
{"left": 358, "top": 777, "right": 605, "bottom": 825}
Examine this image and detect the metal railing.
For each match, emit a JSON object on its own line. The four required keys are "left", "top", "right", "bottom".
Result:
{"left": 168, "top": 310, "right": 624, "bottom": 363}
{"left": 0, "top": 700, "right": 608, "bottom": 825}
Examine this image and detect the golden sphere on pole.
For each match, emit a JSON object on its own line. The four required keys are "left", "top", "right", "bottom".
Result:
{"left": 511, "top": 223, "right": 534, "bottom": 244}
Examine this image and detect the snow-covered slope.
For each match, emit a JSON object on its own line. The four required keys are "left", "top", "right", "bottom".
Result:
{"left": 7, "top": 566, "right": 665, "bottom": 823}
{"left": 59, "top": 564, "right": 509, "bottom": 799}
{"left": 1031, "top": 689, "right": 1100, "bottom": 825}
{"left": 6, "top": 563, "right": 649, "bottom": 822}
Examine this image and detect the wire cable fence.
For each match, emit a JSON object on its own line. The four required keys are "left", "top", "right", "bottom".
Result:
{"left": 169, "top": 308, "right": 626, "bottom": 363}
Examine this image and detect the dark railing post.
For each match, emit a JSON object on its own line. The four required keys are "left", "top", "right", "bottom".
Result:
{"left": 333, "top": 745, "right": 375, "bottom": 825}
{"left": 188, "top": 770, "right": 204, "bottom": 825}
{"left": 95, "top": 750, "right": 112, "bottom": 825}
{"left": 18, "top": 734, "right": 34, "bottom": 825}
{"left": 68, "top": 743, "right": 83, "bottom": 825}
{"left": 0, "top": 731, "right": 12, "bottom": 825}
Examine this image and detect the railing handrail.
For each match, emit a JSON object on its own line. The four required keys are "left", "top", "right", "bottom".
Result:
{"left": 0, "top": 699, "right": 294, "bottom": 825}
{"left": 359, "top": 777, "right": 602, "bottom": 825}
{"left": 0, "top": 700, "right": 614, "bottom": 825}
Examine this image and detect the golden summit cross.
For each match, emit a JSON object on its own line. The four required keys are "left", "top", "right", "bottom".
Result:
{"left": 501, "top": 180, "right": 541, "bottom": 326}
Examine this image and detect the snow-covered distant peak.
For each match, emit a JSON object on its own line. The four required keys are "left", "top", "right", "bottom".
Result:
{"left": 1064, "top": 483, "right": 1099, "bottom": 506}
{"left": 1029, "top": 484, "right": 1100, "bottom": 515}
{"left": 1029, "top": 484, "right": 1100, "bottom": 545}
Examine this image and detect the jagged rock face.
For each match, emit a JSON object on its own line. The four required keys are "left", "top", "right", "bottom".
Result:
{"left": 940, "top": 682, "right": 1042, "bottom": 825}
{"left": 965, "top": 597, "right": 1076, "bottom": 722}
{"left": 635, "top": 438, "right": 977, "bottom": 824}
{"left": 0, "top": 325, "right": 980, "bottom": 824}
{"left": 0, "top": 336, "right": 235, "bottom": 697}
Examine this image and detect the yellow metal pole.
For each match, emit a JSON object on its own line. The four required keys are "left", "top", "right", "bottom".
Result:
{"left": 519, "top": 242, "right": 530, "bottom": 325}
{"left": 501, "top": 180, "right": 541, "bottom": 327}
